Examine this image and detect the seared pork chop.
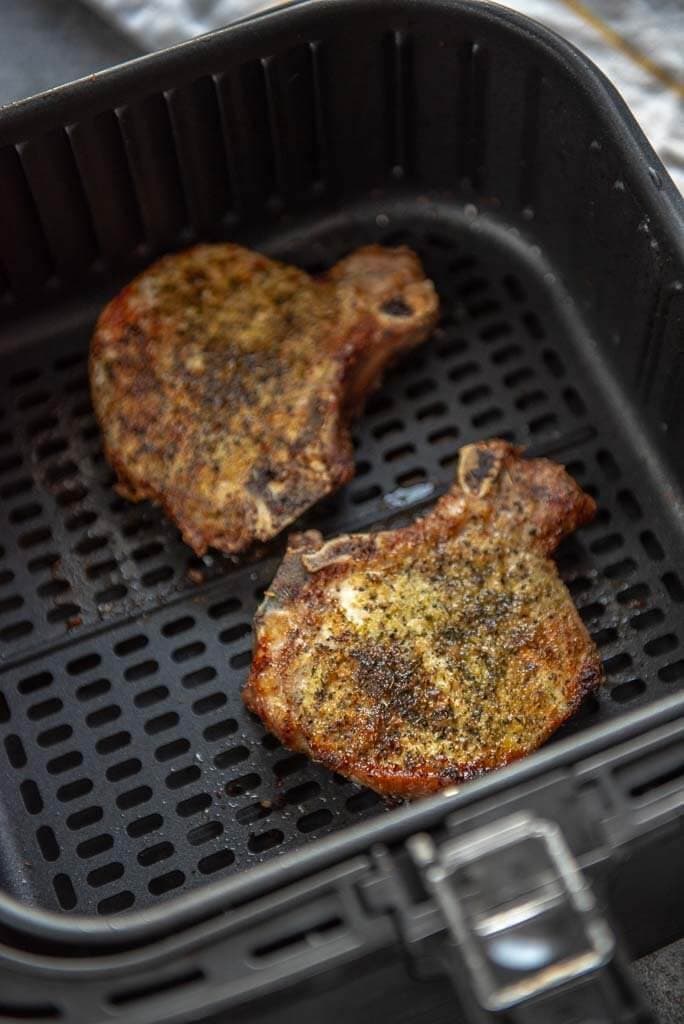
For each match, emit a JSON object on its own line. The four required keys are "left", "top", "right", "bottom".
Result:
{"left": 244, "top": 440, "right": 601, "bottom": 797}
{"left": 90, "top": 243, "right": 438, "bottom": 555}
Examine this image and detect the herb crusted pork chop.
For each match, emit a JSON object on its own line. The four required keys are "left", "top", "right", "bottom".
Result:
{"left": 90, "top": 243, "right": 438, "bottom": 555}
{"left": 244, "top": 440, "right": 602, "bottom": 797}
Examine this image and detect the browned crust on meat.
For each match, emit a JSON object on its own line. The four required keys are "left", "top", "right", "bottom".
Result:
{"left": 244, "top": 440, "right": 603, "bottom": 797}
{"left": 90, "top": 243, "right": 438, "bottom": 555}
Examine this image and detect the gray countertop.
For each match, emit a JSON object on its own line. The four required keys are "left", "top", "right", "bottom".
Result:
{"left": 0, "top": 2, "right": 682, "bottom": 1021}
{"left": 0, "top": 0, "right": 140, "bottom": 108}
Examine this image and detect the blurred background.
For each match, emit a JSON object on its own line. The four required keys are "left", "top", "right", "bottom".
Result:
{"left": 0, "top": 0, "right": 681, "bottom": 1020}
{"left": 1, "top": 0, "right": 682, "bottom": 193}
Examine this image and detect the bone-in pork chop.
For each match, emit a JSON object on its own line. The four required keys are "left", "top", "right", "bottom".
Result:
{"left": 244, "top": 440, "right": 602, "bottom": 797}
{"left": 90, "top": 244, "right": 438, "bottom": 554}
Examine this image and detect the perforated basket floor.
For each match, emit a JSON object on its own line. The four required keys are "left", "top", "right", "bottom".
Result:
{"left": 1, "top": 202, "right": 683, "bottom": 915}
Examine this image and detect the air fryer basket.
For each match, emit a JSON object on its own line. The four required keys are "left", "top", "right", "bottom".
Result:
{"left": 0, "top": 0, "right": 682, "bottom": 924}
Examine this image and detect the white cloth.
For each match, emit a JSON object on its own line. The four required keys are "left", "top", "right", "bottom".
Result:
{"left": 85, "top": 0, "right": 683, "bottom": 194}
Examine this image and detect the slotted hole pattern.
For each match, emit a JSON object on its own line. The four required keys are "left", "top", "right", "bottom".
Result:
{"left": 0, "top": 219, "right": 681, "bottom": 914}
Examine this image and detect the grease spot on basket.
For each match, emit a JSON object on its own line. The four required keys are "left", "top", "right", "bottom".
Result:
{"left": 384, "top": 482, "right": 434, "bottom": 509}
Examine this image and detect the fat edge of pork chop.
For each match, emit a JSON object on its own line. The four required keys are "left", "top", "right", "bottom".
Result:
{"left": 90, "top": 243, "right": 438, "bottom": 555}
{"left": 244, "top": 440, "right": 603, "bottom": 797}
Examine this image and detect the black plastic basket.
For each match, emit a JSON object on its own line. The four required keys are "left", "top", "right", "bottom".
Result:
{"left": 0, "top": 1, "right": 682, "bottom": 1021}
